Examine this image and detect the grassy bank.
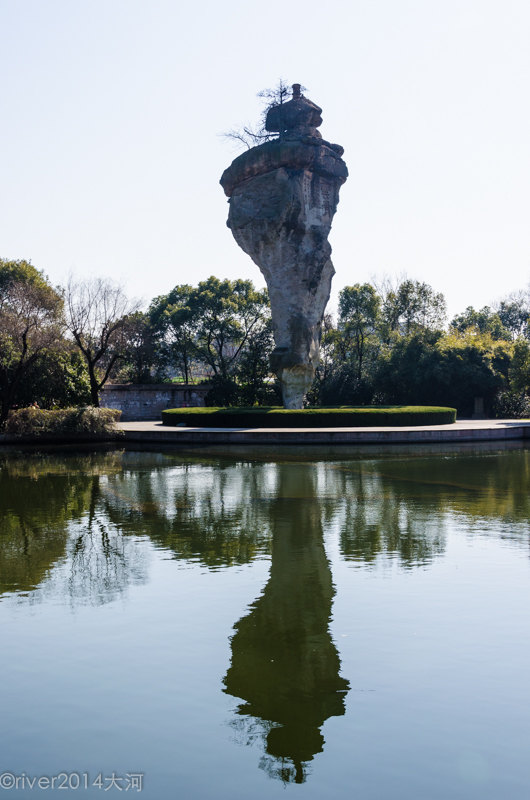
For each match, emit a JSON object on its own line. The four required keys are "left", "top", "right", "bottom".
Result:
{"left": 162, "top": 406, "right": 457, "bottom": 428}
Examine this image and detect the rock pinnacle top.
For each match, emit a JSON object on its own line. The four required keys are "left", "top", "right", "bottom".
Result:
{"left": 265, "top": 84, "right": 323, "bottom": 138}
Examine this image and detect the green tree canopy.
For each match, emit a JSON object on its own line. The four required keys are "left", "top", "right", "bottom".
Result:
{"left": 450, "top": 305, "right": 509, "bottom": 340}
{"left": 192, "top": 277, "right": 269, "bottom": 379}
{"left": 149, "top": 284, "right": 199, "bottom": 384}
{"left": 338, "top": 283, "right": 381, "bottom": 382}
{"left": 496, "top": 290, "right": 530, "bottom": 340}
{"left": 374, "top": 330, "right": 512, "bottom": 415}
{"left": 113, "top": 311, "right": 161, "bottom": 384}
{"left": 0, "top": 259, "right": 64, "bottom": 425}
{"left": 381, "top": 278, "right": 446, "bottom": 337}
{"left": 150, "top": 277, "right": 272, "bottom": 397}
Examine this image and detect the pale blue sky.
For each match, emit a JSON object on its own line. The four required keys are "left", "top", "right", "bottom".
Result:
{"left": 1, "top": 0, "right": 529, "bottom": 319}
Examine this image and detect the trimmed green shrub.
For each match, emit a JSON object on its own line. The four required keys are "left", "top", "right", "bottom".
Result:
{"left": 161, "top": 405, "right": 456, "bottom": 428}
{"left": 5, "top": 406, "right": 122, "bottom": 438}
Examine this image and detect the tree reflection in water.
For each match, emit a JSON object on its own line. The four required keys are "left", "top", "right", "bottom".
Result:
{"left": 0, "top": 451, "right": 147, "bottom": 603}
{"left": 65, "top": 477, "right": 148, "bottom": 606}
{"left": 99, "top": 453, "right": 273, "bottom": 568}
{"left": 317, "top": 448, "right": 530, "bottom": 565}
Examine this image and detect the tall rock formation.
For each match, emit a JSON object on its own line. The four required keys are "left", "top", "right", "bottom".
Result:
{"left": 220, "top": 84, "right": 348, "bottom": 408}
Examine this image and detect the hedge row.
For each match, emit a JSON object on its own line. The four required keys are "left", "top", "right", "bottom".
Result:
{"left": 161, "top": 406, "right": 457, "bottom": 428}
{"left": 5, "top": 406, "right": 122, "bottom": 437}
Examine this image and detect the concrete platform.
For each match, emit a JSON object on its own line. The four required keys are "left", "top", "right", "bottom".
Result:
{"left": 119, "top": 418, "right": 530, "bottom": 446}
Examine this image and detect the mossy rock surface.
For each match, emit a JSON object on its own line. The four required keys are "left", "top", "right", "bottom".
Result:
{"left": 161, "top": 406, "right": 457, "bottom": 428}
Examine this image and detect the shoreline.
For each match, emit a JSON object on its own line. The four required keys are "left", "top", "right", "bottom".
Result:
{"left": 1, "top": 419, "right": 529, "bottom": 448}
{"left": 119, "top": 418, "right": 530, "bottom": 446}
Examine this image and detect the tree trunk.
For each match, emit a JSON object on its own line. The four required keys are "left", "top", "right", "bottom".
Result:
{"left": 88, "top": 364, "right": 100, "bottom": 407}
{"left": 0, "top": 382, "right": 16, "bottom": 429}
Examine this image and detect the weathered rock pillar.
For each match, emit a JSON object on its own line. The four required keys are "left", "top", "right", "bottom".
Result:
{"left": 220, "top": 84, "right": 348, "bottom": 408}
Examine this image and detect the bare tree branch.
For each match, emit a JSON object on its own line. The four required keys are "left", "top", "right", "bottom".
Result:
{"left": 222, "top": 80, "right": 307, "bottom": 152}
{"left": 65, "top": 277, "right": 139, "bottom": 406}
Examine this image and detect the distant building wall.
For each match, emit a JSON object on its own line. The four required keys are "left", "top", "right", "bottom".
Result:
{"left": 100, "top": 384, "right": 210, "bottom": 421}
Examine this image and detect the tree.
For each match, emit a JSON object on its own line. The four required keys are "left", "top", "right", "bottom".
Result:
{"left": 450, "top": 305, "right": 509, "bottom": 340}
{"left": 306, "top": 313, "right": 338, "bottom": 405}
{"left": 15, "top": 348, "right": 90, "bottom": 409}
{"left": 492, "top": 332, "right": 530, "bottom": 418}
{"left": 113, "top": 311, "right": 161, "bottom": 384}
{"left": 149, "top": 277, "right": 273, "bottom": 403}
{"left": 226, "top": 315, "right": 276, "bottom": 406}
{"left": 510, "top": 338, "right": 530, "bottom": 395}
{"left": 224, "top": 80, "right": 305, "bottom": 151}
{"left": 496, "top": 289, "right": 530, "bottom": 340}
{"left": 310, "top": 279, "right": 448, "bottom": 407}
{"left": 0, "top": 259, "right": 64, "bottom": 426}
{"left": 311, "top": 284, "right": 382, "bottom": 406}
{"left": 149, "top": 285, "right": 199, "bottom": 384}
{"left": 373, "top": 330, "right": 512, "bottom": 415}
{"left": 65, "top": 278, "right": 137, "bottom": 406}
{"left": 381, "top": 279, "right": 446, "bottom": 337}
{"left": 338, "top": 284, "right": 381, "bottom": 383}
{"left": 193, "top": 277, "right": 270, "bottom": 381}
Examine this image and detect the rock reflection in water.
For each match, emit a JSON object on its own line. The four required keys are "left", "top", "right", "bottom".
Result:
{"left": 223, "top": 465, "right": 349, "bottom": 784}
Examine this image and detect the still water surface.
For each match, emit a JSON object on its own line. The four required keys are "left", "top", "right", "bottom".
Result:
{"left": 0, "top": 445, "right": 529, "bottom": 799}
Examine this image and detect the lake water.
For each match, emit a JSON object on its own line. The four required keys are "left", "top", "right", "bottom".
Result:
{"left": 0, "top": 444, "right": 529, "bottom": 799}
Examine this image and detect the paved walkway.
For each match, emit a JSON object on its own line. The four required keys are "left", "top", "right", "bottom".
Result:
{"left": 119, "top": 418, "right": 530, "bottom": 446}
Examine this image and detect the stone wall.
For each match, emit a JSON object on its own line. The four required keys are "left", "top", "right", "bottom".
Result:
{"left": 100, "top": 384, "right": 209, "bottom": 421}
